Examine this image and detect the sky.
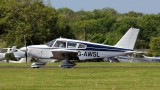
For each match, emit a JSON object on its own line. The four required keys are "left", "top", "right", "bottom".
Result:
{"left": 45, "top": 0, "right": 160, "bottom": 14}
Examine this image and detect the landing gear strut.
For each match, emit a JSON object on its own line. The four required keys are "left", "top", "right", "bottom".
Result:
{"left": 59, "top": 53, "right": 76, "bottom": 68}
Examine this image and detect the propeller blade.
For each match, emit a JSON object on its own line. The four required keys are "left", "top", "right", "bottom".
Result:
{"left": 24, "top": 35, "right": 27, "bottom": 63}
{"left": 25, "top": 51, "right": 27, "bottom": 63}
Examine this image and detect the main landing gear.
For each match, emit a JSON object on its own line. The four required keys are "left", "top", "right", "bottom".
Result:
{"left": 59, "top": 53, "right": 76, "bottom": 68}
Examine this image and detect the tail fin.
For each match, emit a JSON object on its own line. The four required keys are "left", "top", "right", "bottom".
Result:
{"left": 6, "top": 46, "right": 16, "bottom": 53}
{"left": 114, "top": 28, "right": 139, "bottom": 50}
{"left": 9, "top": 46, "right": 16, "bottom": 53}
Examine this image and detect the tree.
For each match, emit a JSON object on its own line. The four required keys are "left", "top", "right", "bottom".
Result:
{"left": 150, "top": 37, "right": 160, "bottom": 50}
{"left": 149, "top": 37, "right": 160, "bottom": 56}
{"left": 93, "top": 8, "right": 118, "bottom": 19}
{"left": 139, "top": 14, "right": 160, "bottom": 41}
{"left": 0, "top": 0, "right": 58, "bottom": 47}
{"left": 56, "top": 8, "right": 75, "bottom": 39}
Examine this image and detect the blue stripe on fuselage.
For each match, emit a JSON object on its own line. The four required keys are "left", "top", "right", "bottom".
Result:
{"left": 63, "top": 42, "right": 132, "bottom": 52}
{"left": 81, "top": 43, "right": 132, "bottom": 52}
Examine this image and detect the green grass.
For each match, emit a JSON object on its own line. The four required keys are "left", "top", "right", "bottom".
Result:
{"left": 0, "top": 62, "right": 160, "bottom": 90}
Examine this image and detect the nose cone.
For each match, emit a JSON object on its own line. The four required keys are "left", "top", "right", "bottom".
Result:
{"left": 20, "top": 47, "right": 28, "bottom": 52}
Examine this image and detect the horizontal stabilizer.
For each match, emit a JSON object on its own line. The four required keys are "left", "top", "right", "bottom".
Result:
{"left": 124, "top": 51, "right": 137, "bottom": 54}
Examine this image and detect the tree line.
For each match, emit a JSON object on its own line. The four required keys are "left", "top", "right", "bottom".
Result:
{"left": 0, "top": 0, "right": 160, "bottom": 55}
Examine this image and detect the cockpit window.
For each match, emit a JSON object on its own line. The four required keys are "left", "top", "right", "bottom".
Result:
{"left": 46, "top": 39, "right": 56, "bottom": 47}
{"left": 67, "top": 42, "right": 77, "bottom": 48}
{"left": 54, "top": 41, "right": 66, "bottom": 48}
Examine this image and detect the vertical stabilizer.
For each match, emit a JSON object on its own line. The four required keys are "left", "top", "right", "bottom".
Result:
{"left": 7, "top": 46, "right": 16, "bottom": 53}
{"left": 10, "top": 46, "right": 16, "bottom": 53}
{"left": 115, "top": 28, "right": 139, "bottom": 50}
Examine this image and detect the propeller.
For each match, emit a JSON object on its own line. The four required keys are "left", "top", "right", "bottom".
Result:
{"left": 19, "top": 34, "right": 31, "bottom": 63}
{"left": 24, "top": 35, "right": 28, "bottom": 63}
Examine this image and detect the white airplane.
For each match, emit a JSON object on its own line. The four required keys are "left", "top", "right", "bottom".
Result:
{"left": 1, "top": 57, "right": 32, "bottom": 63}
{"left": 20, "top": 27, "right": 139, "bottom": 68}
{"left": 116, "top": 55, "right": 148, "bottom": 62}
{"left": 117, "top": 55, "right": 160, "bottom": 62}
{"left": 0, "top": 46, "right": 31, "bottom": 63}
{"left": 0, "top": 46, "right": 18, "bottom": 61}
{"left": 117, "top": 51, "right": 160, "bottom": 62}
{"left": 143, "top": 55, "right": 160, "bottom": 62}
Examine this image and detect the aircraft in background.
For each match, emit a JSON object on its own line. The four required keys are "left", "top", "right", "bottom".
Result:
{"left": 117, "top": 55, "right": 160, "bottom": 62}
{"left": 0, "top": 46, "right": 32, "bottom": 63}
{"left": 116, "top": 51, "right": 160, "bottom": 62}
{"left": 20, "top": 27, "right": 139, "bottom": 68}
{"left": 1, "top": 57, "right": 32, "bottom": 63}
{"left": 0, "top": 46, "right": 26, "bottom": 60}
{"left": 143, "top": 55, "right": 160, "bottom": 62}
{"left": 0, "top": 46, "right": 17, "bottom": 60}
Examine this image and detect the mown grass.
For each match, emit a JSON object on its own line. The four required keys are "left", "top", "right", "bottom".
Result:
{"left": 0, "top": 62, "right": 160, "bottom": 90}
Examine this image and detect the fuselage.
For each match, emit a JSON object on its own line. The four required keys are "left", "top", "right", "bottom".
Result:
{"left": 26, "top": 38, "right": 133, "bottom": 60}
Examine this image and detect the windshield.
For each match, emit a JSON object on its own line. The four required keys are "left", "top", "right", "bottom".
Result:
{"left": 46, "top": 39, "right": 56, "bottom": 47}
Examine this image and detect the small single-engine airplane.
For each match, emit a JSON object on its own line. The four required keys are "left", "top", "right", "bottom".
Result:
{"left": 0, "top": 46, "right": 17, "bottom": 60}
{"left": 0, "top": 46, "right": 26, "bottom": 60}
{"left": 0, "top": 46, "right": 32, "bottom": 63}
{"left": 20, "top": 27, "right": 139, "bottom": 68}
{"left": 117, "top": 54, "right": 160, "bottom": 62}
{"left": 143, "top": 55, "right": 160, "bottom": 62}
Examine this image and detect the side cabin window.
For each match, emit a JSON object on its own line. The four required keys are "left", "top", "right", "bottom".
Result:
{"left": 54, "top": 41, "right": 66, "bottom": 48}
{"left": 67, "top": 42, "right": 77, "bottom": 48}
{"left": 53, "top": 41, "right": 86, "bottom": 49}
{"left": 78, "top": 44, "right": 86, "bottom": 49}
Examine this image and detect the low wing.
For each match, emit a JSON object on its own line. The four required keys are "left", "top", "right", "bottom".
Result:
{"left": 143, "top": 55, "right": 160, "bottom": 59}
{"left": 51, "top": 49, "right": 79, "bottom": 60}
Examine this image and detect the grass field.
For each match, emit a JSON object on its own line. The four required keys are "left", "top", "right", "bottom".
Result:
{"left": 0, "top": 62, "right": 160, "bottom": 90}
